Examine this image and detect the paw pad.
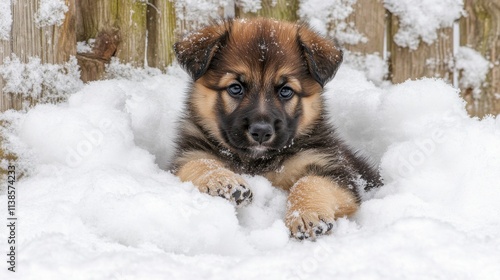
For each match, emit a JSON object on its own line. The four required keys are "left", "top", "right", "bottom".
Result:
{"left": 286, "top": 212, "right": 335, "bottom": 241}
{"left": 199, "top": 170, "right": 253, "bottom": 208}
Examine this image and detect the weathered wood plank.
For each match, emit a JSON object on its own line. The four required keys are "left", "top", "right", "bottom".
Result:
{"left": 0, "top": 0, "right": 12, "bottom": 112}
{"left": 390, "top": 15, "right": 454, "bottom": 84}
{"left": 115, "top": 0, "right": 147, "bottom": 66}
{"left": 76, "top": 0, "right": 147, "bottom": 79}
{"left": 344, "top": 0, "right": 386, "bottom": 55}
{"left": 3, "top": 0, "right": 76, "bottom": 111}
{"left": 11, "top": 0, "right": 41, "bottom": 63}
{"left": 147, "top": 0, "right": 176, "bottom": 70}
{"left": 77, "top": 0, "right": 118, "bottom": 41}
{"left": 11, "top": 0, "right": 75, "bottom": 64}
{"left": 236, "top": 0, "right": 299, "bottom": 21}
{"left": 56, "top": 0, "right": 77, "bottom": 63}
{"left": 460, "top": 0, "right": 500, "bottom": 117}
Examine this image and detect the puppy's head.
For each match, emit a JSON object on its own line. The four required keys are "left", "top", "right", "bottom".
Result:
{"left": 175, "top": 18, "right": 343, "bottom": 159}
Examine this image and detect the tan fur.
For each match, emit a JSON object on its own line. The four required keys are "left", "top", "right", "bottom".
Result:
{"left": 264, "top": 150, "right": 332, "bottom": 190}
{"left": 177, "top": 157, "right": 248, "bottom": 198}
{"left": 191, "top": 79, "right": 222, "bottom": 140}
{"left": 174, "top": 150, "right": 220, "bottom": 168}
{"left": 217, "top": 73, "right": 241, "bottom": 114}
{"left": 284, "top": 95, "right": 299, "bottom": 117}
{"left": 218, "top": 73, "right": 238, "bottom": 87}
{"left": 297, "top": 91, "right": 322, "bottom": 135}
{"left": 286, "top": 176, "right": 359, "bottom": 239}
{"left": 285, "top": 78, "right": 303, "bottom": 93}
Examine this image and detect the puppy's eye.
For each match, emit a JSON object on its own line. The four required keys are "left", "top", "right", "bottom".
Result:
{"left": 279, "top": 86, "right": 294, "bottom": 100}
{"left": 227, "top": 83, "right": 244, "bottom": 97}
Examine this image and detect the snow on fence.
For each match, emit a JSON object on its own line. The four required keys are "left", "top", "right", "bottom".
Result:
{"left": 0, "top": 0, "right": 499, "bottom": 117}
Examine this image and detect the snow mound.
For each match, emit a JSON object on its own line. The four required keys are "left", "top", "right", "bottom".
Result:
{"left": 1, "top": 64, "right": 500, "bottom": 279}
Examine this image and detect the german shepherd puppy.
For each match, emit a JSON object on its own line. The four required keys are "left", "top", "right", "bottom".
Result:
{"left": 172, "top": 18, "right": 381, "bottom": 240}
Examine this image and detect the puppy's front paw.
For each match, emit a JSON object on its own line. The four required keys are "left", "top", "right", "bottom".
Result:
{"left": 286, "top": 206, "right": 335, "bottom": 240}
{"left": 285, "top": 176, "right": 359, "bottom": 240}
{"left": 177, "top": 159, "right": 253, "bottom": 207}
{"left": 198, "top": 168, "right": 253, "bottom": 207}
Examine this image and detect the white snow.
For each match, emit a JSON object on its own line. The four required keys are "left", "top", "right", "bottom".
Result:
{"left": 384, "top": 0, "right": 464, "bottom": 50}
{"left": 299, "top": 0, "right": 367, "bottom": 45}
{"left": 175, "top": 0, "right": 228, "bottom": 33}
{"left": 0, "top": 55, "right": 83, "bottom": 106}
{"left": 0, "top": 0, "right": 12, "bottom": 40}
{"left": 76, "top": 39, "right": 95, "bottom": 54}
{"left": 344, "top": 51, "right": 388, "bottom": 86}
{"left": 34, "top": 0, "right": 68, "bottom": 28}
{"left": 236, "top": 0, "right": 262, "bottom": 13}
{"left": 1, "top": 1, "right": 500, "bottom": 277}
{"left": 1, "top": 61, "right": 500, "bottom": 279}
{"left": 454, "top": 46, "right": 490, "bottom": 98}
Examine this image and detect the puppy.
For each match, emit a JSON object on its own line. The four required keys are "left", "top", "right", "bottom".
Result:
{"left": 172, "top": 18, "right": 381, "bottom": 240}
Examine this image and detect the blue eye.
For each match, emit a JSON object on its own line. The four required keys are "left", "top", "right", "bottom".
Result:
{"left": 227, "top": 83, "right": 244, "bottom": 97}
{"left": 279, "top": 86, "right": 294, "bottom": 99}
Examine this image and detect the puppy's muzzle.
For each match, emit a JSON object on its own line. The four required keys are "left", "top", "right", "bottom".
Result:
{"left": 248, "top": 122, "right": 274, "bottom": 145}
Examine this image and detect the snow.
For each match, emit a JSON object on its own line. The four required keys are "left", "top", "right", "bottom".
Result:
{"left": 0, "top": 0, "right": 12, "bottom": 40}
{"left": 0, "top": 55, "right": 83, "bottom": 106}
{"left": 76, "top": 39, "right": 95, "bottom": 54}
{"left": 344, "top": 51, "right": 388, "bottom": 86}
{"left": 175, "top": 0, "right": 228, "bottom": 33}
{"left": 34, "top": 0, "right": 68, "bottom": 28}
{"left": 299, "top": 0, "right": 367, "bottom": 45}
{"left": 236, "top": 0, "right": 262, "bottom": 13}
{"left": 454, "top": 46, "right": 490, "bottom": 99}
{"left": 1, "top": 61, "right": 500, "bottom": 279}
{"left": 1, "top": 1, "right": 500, "bottom": 277}
{"left": 384, "top": 0, "right": 464, "bottom": 50}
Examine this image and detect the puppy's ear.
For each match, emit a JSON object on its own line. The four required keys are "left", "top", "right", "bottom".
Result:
{"left": 174, "top": 23, "right": 229, "bottom": 80}
{"left": 298, "top": 27, "right": 343, "bottom": 87}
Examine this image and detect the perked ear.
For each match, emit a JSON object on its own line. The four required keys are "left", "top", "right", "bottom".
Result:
{"left": 174, "top": 23, "right": 229, "bottom": 81}
{"left": 298, "top": 26, "right": 343, "bottom": 87}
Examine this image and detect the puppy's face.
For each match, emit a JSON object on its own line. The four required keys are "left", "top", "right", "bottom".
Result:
{"left": 175, "top": 19, "right": 342, "bottom": 159}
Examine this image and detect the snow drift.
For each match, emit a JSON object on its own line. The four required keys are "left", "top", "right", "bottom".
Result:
{"left": 1, "top": 63, "right": 500, "bottom": 279}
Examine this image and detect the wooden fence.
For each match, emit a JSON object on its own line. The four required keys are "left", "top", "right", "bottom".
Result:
{"left": 1, "top": 0, "right": 499, "bottom": 117}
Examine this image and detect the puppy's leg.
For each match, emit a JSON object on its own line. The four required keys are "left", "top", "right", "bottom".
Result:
{"left": 285, "top": 176, "right": 358, "bottom": 240}
{"left": 177, "top": 158, "right": 253, "bottom": 207}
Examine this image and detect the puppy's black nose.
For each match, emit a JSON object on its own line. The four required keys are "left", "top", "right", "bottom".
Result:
{"left": 248, "top": 122, "right": 274, "bottom": 144}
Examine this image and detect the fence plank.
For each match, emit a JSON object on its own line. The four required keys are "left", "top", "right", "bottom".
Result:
{"left": 76, "top": 0, "right": 147, "bottom": 81}
{"left": 1, "top": 0, "right": 76, "bottom": 111}
{"left": 12, "top": 0, "right": 76, "bottom": 64}
{"left": 77, "top": 0, "right": 118, "bottom": 40}
{"left": 0, "top": 0, "right": 12, "bottom": 112}
{"left": 236, "top": 0, "right": 299, "bottom": 21}
{"left": 390, "top": 16, "right": 454, "bottom": 84}
{"left": 147, "top": 0, "right": 176, "bottom": 69}
{"left": 344, "top": 0, "right": 386, "bottom": 55}
{"left": 460, "top": 0, "right": 500, "bottom": 117}
{"left": 115, "top": 0, "right": 147, "bottom": 66}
